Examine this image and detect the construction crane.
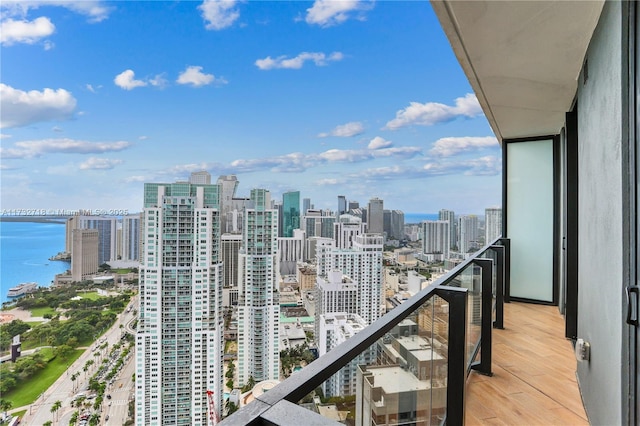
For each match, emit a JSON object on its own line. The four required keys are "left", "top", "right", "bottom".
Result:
{"left": 206, "top": 390, "right": 220, "bottom": 426}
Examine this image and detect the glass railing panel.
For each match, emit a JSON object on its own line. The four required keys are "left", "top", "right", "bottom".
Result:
{"left": 302, "top": 293, "right": 451, "bottom": 425}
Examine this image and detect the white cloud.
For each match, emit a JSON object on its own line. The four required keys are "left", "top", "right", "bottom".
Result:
{"left": 0, "top": 134, "right": 11, "bottom": 139}
{"left": 430, "top": 136, "right": 499, "bottom": 157}
{"left": 149, "top": 74, "right": 168, "bottom": 88}
{"left": 177, "top": 66, "right": 225, "bottom": 87}
{"left": 0, "top": 17, "right": 54, "bottom": 45}
{"left": 305, "top": 0, "right": 373, "bottom": 27}
{"left": 1, "top": 1, "right": 111, "bottom": 23}
{"left": 79, "top": 157, "right": 123, "bottom": 170}
{"left": 367, "top": 136, "right": 392, "bottom": 150}
{"left": 124, "top": 175, "right": 147, "bottom": 183}
{"left": 0, "top": 83, "right": 77, "bottom": 128}
{"left": 0, "top": 138, "right": 131, "bottom": 159}
{"left": 138, "top": 136, "right": 148, "bottom": 141}
{"left": 255, "top": 51, "right": 344, "bottom": 70}
{"left": 318, "top": 121, "right": 364, "bottom": 138}
{"left": 114, "top": 69, "right": 147, "bottom": 90}
{"left": 315, "top": 178, "right": 345, "bottom": 186}
{"left": 52, "top": 126, "right": 63, "bottom": 132}
{"left": 199, "top": 0, "right": 240, "bottom": 30}
{"left": 384, "top": 93, "right": 483, "bottom": 130}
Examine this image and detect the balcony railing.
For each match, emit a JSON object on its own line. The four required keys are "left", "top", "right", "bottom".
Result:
{"left": 220, "top": 237, "right": 509, "bottom": 426}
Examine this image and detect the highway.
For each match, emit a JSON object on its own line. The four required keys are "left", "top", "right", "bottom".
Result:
{"left": 20, "top": 297, "right": 137, "bottom": 426}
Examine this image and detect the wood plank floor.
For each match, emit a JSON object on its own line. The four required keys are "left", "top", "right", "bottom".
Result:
{"left": 465, "top": 302, "right": 588, "bottom": 425}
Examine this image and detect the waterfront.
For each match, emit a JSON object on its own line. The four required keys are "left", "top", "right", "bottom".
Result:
{"left": 0, "top": 221, "right": 69, "bottom": 303}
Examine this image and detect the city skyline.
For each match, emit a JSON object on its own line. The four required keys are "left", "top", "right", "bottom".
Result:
{"left": 1, "top": 1, "right": 500, "bottom": 214}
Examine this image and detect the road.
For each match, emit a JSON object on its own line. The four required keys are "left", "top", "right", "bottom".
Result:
{"left": 19, "top": 297, "right": 137, "bottom": 426}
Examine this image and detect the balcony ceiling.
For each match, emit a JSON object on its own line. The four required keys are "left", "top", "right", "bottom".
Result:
{"left": 431, "top": 1, "right": 604, "bottom": 142}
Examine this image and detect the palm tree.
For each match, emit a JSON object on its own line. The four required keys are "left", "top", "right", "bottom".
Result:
{"left": 0, "top": 399, "right": 12, "bottom": 417}
{"left": 51, "top": 400, "right": 62, "bottom": 422}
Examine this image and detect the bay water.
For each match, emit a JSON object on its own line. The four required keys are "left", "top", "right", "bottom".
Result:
{"left": 0, "top": 220, "right": 70, "bottom": 303}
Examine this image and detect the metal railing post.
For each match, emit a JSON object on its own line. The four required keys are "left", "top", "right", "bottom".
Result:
{"left": 490, "top": 244, "right": 505, "bottom": 330}
{"left": 500, "top": 238, "right": 511, "bottom": 302}
{"left": 436, "top": 287, "right": 468, "bottom": 426}
{"left": 470, "top": 258, "right": 493, "bottom": 376}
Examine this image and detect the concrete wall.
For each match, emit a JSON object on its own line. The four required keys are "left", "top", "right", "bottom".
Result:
{"left": 576, "top": 1, "right": 627, "bottom": 423}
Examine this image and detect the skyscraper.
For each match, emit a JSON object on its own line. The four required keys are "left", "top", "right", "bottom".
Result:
{"left": 237, "top": 189, "right": 280, "bottom": 385}
{"left": 338, "top": 195, "right": 347, "bottom": 216}
{"left": 121, "top": 214, "right": 141, "bottom": 261}
{"left": 71, "top": 216, "right": 117, "bottom": 265}
{"left": 71, "top": 229, "right": 99, "bottom": 281}
{"left": 189, "top": 170, "right": 211, "bottom": 185}
{"left": 421, "top": 220, "right": 450, "bottom": 260}
{"left": 458, "top": 214, "right": 479, "bottom": 254}
{"left": 367, "top": 198, "right": 384, "bottom": 235}
{"left": 485, "top": 207, "right": 503, "bottom": 243}
{"left": 334, "top": 214, "right": 366, "bottom": 249}
{"left": 439, "top": 209, "right": 456, "bottom": 249}
{"left": 136, "top": 181, "right": 224, "bottom": 425}
{"left": 282, "top": 191, "right": 300, "bottom": 238}
{"left": 302, "top": 198, "right": 311, "bottom": 216}
{"left": 316, "top": 234, "right": 384, "bottom": 325}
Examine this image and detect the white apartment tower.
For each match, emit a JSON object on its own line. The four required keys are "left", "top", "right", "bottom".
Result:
{"left": 458, "top": 214, "right": 480, "bottom": 254}
{"left": 135, "top": 182, "right": 224, "bottom": 426}
{"left": 121, "top": 214, "right": 141, "bottom": 261}
{"left": 237, "top": 189, "right": 280, "bottom": 386}
{"left": 439, "top": 209, "right": 456, "bottom": 249}
{"left": 485, "top": 207, "right": 503, "bottom": 243}
{"left": 421, "top": 220, "right": 450, "bottom": 260}
{"left": 334, "top": 214, "right": 366, "bottom": 249}
{"left": 316, "top": 234, "right": 384, "bottom": 325}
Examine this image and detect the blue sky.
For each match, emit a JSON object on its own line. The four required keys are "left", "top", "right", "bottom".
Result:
{"left": 0, "top": 0, "right": 501, "bottom": 215}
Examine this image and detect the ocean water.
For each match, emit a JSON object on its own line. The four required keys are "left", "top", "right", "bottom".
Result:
{"left": 404, "top": 213, "right": 439, "bottom": 224}
{"left": 0, "top": 221, "right": 70, "bottom": 303}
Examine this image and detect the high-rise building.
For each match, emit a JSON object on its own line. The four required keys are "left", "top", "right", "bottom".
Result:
{"left": 334, "top": 214, "right": 366, "bottom": 249}
{"left": 338, "top": 195, "right": 347, "bottom": 216}
{"left": 189, "top": 170, "right": 211, "bottom": 185}
{"left": 367, "top": 198, "right": 384, "bottom": 235}
{"left": 302, "top": 198, "right": 311, "bottom": 216}
{"left": 348, "top": 201, "right": 360, "bottom": 211}
{"left": 221, "top": 233, "right": 242, "bottom": 306}
{"left": 278, "top": 229, "right": 305, "bottom": 276}
{"left": 303, "top": 209, "right": 335, "bottom": 238}
{"left": 439, "top": 209, "right": 457, "bottom": 249}
{"left": 237, "top": 189, "right": 280, "bottom": 385}
{"left": 316, "top": 234, "right": 384, "bottom": 325}
{"left": 75, "top": 216, "right": 117, "bottom": 265}
{"left": 135, "top": 181, "right": 224, "bottom": 426}
{"left": 421, "top": 220, "right": 450, "bottom": 260}
{"left": 318, "top": 312, "right": 369, "bottom": 397}
{"left": 458, "top": 215, "right": 479, "bottom": 254}
{"left": 282, "top": 191, "right": 300, "bottom": 238}
{"left": 384, "top": 209, "right": 405, "bottom": 240}
{"left": 485, "top": 207, "right": 503, "bottom": 243}
{"left": 121, "top": 214, "right": 141, "bottom": 261}
{"left": 71, "top": 229, "right": 99, "bottom": 281}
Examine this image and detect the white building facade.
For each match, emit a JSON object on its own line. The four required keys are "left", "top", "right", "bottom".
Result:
{"left": 135, "top": 182, "right": 224, "bottom": 426}
{"left": 237, "top": 189, "right": 281, "bottom": 385}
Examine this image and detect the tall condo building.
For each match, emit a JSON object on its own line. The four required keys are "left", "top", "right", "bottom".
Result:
{"left": 485, "top": 207, "right": 503, "bottom": 243}
{"left": 237, "top": 189, "right": 280, "bottom": 386}
{"left": 303, "top": 209, "right": 336, "bottom": 238}
{"left": 282, "top": 191, "right": 300, "bottom": 237}
{"left": 135, "top": 181, "right": 224, "bottom": 426}
{"left": 334, "top": 214, "right": 366, "bottom": 249}
{"left": 316, "top": 234, "right": 384, "bottom": 325}
{"left": 458, "top": 214, "right": 479, "bottom": 254}
{"left": 69, "top": 216, "right": 117, "bottom": 264}
{"left": 278, "top": 228, "right": 305, "bottom": 276}
{"left": 383, "top": 209, "right": 405, "bottom": 240}
{"left": 71, "top": 229, "right": 99, "bottom": 281}
{"left": 121, "top": 214, "right": 141, "bottom": 261}
{"left": 367, "top": 198, "right": 384, "bottom": 235}
{"left": 421, "top": 220, "right": 451, "bottom": 260}
{"left": 439, "top": 209, "right": 457, "bottom": 249}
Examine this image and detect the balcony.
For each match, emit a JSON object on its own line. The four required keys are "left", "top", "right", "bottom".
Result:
{"left": 220, "top": 237, "right": 586, "bottom": 425}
